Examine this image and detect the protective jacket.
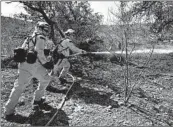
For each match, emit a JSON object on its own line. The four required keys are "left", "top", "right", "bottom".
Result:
{"left": 53, "top": 38, "right": 84, "bottom": 78}
{"left": 58, "top": 38, "right": 84, "bottom": 56}
{"left": 4, "top": 31, "right": 52, "bottom": 116}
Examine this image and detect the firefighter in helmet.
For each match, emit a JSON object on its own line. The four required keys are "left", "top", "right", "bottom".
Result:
{"left": 4, "top": 21, "right": 54, "bottom": 120}
{"left": 53, "top": 29, "right": 86, "bottom": 84}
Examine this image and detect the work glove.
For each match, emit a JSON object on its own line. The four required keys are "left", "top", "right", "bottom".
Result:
{"left": 81, "top": 50, "right": 87, "bottom": 56}
{"left": 57, "top": 52, "right": 65, "bottom": 59}
{"left": 44, "top": 49, "right": 50, "bottom": 56}
{"left": 43, "top": 60, "right": 54, "bottom": 69}
{"left": 52, "top": 49, "right": 65, "bottom": 59}
{"left": 82, "top": 50, "right": 87, "bottom": 54}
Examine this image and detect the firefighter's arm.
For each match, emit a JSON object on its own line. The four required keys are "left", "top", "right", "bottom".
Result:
{"left": 65, "top": 39, "right": 86, "bottom": 53}
{"left": 35, "top": 35, "right": 47, "bottom": 64}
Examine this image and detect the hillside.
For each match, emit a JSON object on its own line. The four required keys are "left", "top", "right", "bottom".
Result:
{"left": 1, "top": 16, "right": 173, "bottom": 126}
{"left": 1, "top": 16, "right": 34, "bottom": 56}
{"left": 2, "top": 16, "right": 171, "bottom": 57}
{"left": 1, "top": 16, "right": 149, "bottom": 56}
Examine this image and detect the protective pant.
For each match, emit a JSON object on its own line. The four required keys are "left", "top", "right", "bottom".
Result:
{"left": 53, "top": 58, "right": 70, "bottom": 79}
{"left": 4, "top": 60, "right": 51, "bottom": 115}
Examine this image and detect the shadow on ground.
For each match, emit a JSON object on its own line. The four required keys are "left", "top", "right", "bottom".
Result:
{"left": 3, "top": 103, "right": 69, "bottom": 126}
{"left": 46, "top": 82, "right": 120, "bottom": 108}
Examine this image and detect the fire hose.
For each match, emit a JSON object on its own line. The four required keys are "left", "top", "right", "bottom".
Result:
{"left": 45, "top": 73, "right": 75, "bottom": 126}
{"left": 45, "top": 51, "right": 127, "bottom": 126}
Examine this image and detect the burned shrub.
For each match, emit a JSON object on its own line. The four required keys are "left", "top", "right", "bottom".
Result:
{"left": 110, "top": 54, "right": 126, "bottom": 66}
{"left": 91, "top": 54, "right": 108, "bottom": 62}
{"left": 69, "top": 58, "right": 86, "bottom": 77}
{"left": 1, "top": 56, "right": 18, "bottom": 69}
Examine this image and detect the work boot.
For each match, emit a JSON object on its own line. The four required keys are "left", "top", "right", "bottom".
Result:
{"left": 72, "top": 82, "right": 83, "bottom": 94}
{"left": 32, "top": 97, "right": 46, "bottom": 110}
{"left": 4, "top": 113, "right": 15, "bottom": 121}
{"left": 32, "top": 97, "right": 51, "bottom": 111}
{"left": 59, "top": 77, "right": 68, "bottom": 84}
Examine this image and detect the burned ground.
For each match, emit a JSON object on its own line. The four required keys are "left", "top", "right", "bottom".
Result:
{"left": 1, "top": 53, "right": 173, "bottom": 126}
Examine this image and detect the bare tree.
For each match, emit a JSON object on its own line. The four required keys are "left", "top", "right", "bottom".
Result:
{"left": 107, "top": 1, "right": 155, "bottom": 104}
{"left": 18, "top": 1, "right": 103, "bottom": 46}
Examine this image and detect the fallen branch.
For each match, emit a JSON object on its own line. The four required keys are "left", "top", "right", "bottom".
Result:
{"left": 129, "top": 104, "right": 172, "bottom": 126}
{"left": 142, "top": 76, "right": 167, "bottom": 89}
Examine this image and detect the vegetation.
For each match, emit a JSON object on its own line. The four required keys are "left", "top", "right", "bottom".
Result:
{"left": 131, "top": 1, "right": 173, "bottom": 34}
{"left": 1, "top": 16, "right": 34, "bottom": 56}
{"left": 1, "top": 1, "right": 173, "bottom": 126}
{"left": 18, "top": 1, "right": 103, "bottom": 45}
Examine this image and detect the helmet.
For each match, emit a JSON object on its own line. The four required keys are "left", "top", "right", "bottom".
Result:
{"left": 36, "top": 21, "right": 49, "bottom": 32}
{"left": 64, "top": 29, "right": 75, "bottom": 36}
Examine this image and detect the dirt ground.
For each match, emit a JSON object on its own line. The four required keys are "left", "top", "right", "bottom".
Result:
{"left": 1, "top": 53, "right": 173, "bottom": 126}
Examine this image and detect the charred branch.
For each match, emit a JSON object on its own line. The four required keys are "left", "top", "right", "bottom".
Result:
{"left": 20, "top": 1, "right": 65, "bottom": 45}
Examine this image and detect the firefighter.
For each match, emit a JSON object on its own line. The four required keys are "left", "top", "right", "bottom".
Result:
{"left": 4, "top": 21, "right": 54, "bottom": 120}
{"left": 53, "top": 29, "right": 86, "bottom": 84}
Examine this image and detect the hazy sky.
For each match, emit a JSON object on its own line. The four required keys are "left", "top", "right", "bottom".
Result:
{"left": 1, "top": 1, "right": 119, "bottom": 24}
{"left": 89, "top": 1, "right": 119, "bottom": 24}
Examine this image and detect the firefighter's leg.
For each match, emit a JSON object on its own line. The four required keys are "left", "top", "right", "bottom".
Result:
{"left": 59, "top": 59, "right": 70, "bottom": 78}
{"left": 4, "top": 69, "right": 32, "bottom": 115}
{"left": 52, "top": 59, "right": 64, "bottom": 83}
{"left": 58, "top": 60, "right": 70, "bottom": 84}
{"left": 53, "top": 59, "right": 64, "bottom": 77}
{"left": 33, "top": 65, "right": 51, "bottom": 102}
